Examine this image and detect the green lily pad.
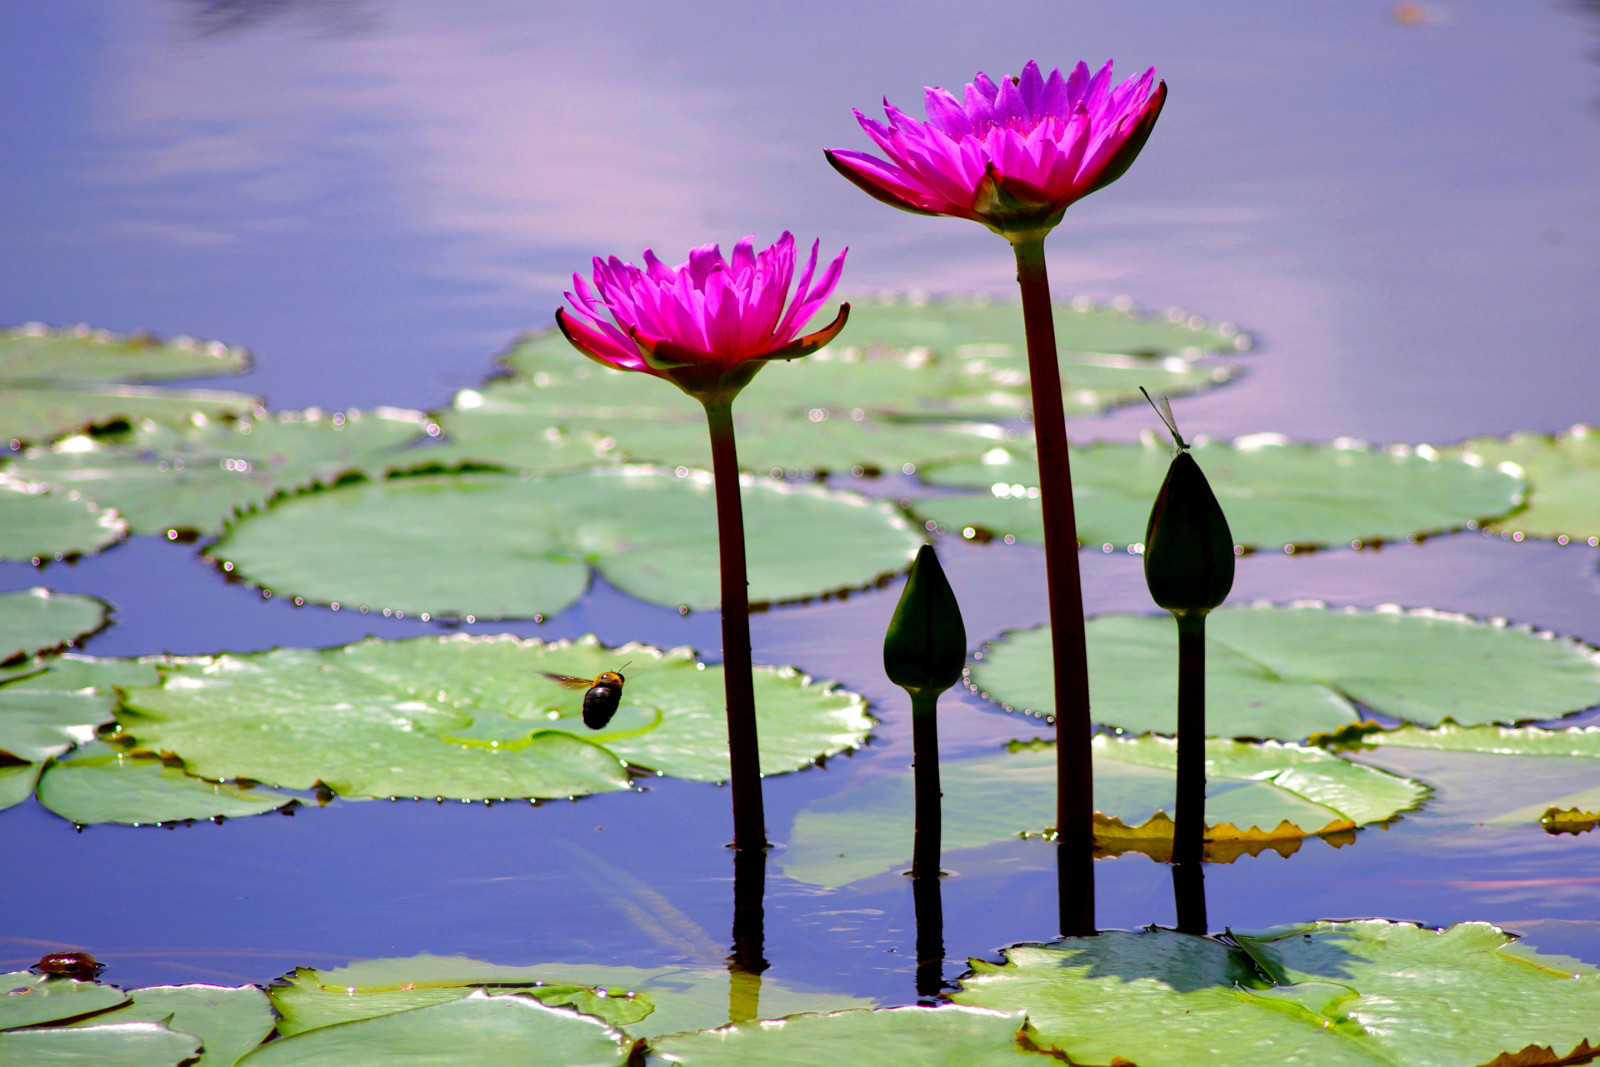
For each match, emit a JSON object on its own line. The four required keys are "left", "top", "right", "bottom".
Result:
{"left": 236, "top": 989, "right": 633, "bottom": 1067}
{"left": 0, "top": 971, "right": 128, "bottom": 1030}
{"left": 0, "top": 656, "right": 161, "bottom": 761}
{"left": 919, "top": 435, "right": 1525, "bottom": 550}
{"left": 952, "top": 921, "right": 1600, "bottom": 1067}
{"left": 209, "top": 467, "right": 922, "bottom": 618}
{"left": 113, "top": 634, "right": 866, "bottom": 800}
{"left": 647, "top": 1006, "right": 1051, "bottom": 1065}
{"left": 1352, "top": 721, "right": 1600, "bottom": 757}
{"left": 0, "top": 1022, "right": 204, "bottom": 1066}
{"left": 970, "top": 605, "right": 1600, "bottom": 739}
{"left": 0, "top": 763, "right": 42, "bottom": 812}
{"left": 0, "top": 588, "right": 108, "bottom": 663}
{"left": 9, "top": 410, "right": 437, "bottom": 538}
{"left": 271, "top": 954, "right": 872, "bottom": 1041}
{"left": 36, "top": 742, "right": 297, "bottom": 826}
{"left": 1453, "top": 425, "right": 1600, "bottom": 541}
{"left": 0, "top": 477, "right": 126, "bottom": 561}
{"left": 0, "top": 323, "right": 257, "bottom": 446}
{"left": 64, "top": 985, "right": 275, "bottom": 1067}
{"left": 781, "top": 735, "right": 1423, "bottom": 886}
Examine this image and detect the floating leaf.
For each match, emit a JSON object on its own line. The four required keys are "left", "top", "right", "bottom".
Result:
{"left": 0, "top": 477, "right": 125, "bottom": 561}
{"left": 0, "top": 971, "right": 128, "bottom": 1030}
{"left": 0, "top": 656, "right": 160, "bottom": 761}
{"left": 919, "top": 435, "right": 1524, "bottom": 550}
{"left": 9, "top": 410, "right": 436, "bottom": 538}
{"left": 0, "top": 588, "right": 108, "bottom": 663}
{"left": 952, "top": 921, "right": 1600, "bottom": 1067}
{"left": 113, "top": 634, "right": 865, "bottom": 801}
{"left": 0, "top": 763, "right": 40, "bottom": 812}
{"left": 0, "top": 1022, "right": 204, "bottom": 1066}
{"left": 1541, "top": 808, "right": 1599, "bottom": 834}
{"left": 64, "top": 985, "right": 275, "bottom": 1067}
{"left": 271, "top": 954, "right": 872, "bottom": 1041}
{"left": 1455, "top": 425, "right": 1600, "bottom": 541}
{"left": 780, "top": 735, "right": 1422, "bottom": 886}
{"left": 36, "top": 742, "right": 297, "bottom": 826}
{"left": 1353, "top": 721, "right": 1600, "bottom": 758}
{"left": 236, "top": 990, "right": 633, "bottom": 1067}
{"left": 970, "top": 605, "right": 1600, "bottom": 739}
{"left": 210, "top": 467, "right": 922, "bottom": 618}
{"left": 648, "top": 1006, "right": 1052, "bottom": 1065}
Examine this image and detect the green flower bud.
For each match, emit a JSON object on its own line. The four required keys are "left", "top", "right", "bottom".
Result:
{"left": 884, "top": 544, "right": 968, "bottom": 695}
{"left": 1144, "top": 450, "right": 1235, "bottom": 616}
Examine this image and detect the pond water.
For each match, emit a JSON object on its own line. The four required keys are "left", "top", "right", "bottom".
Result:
{"left": 3, "top": 0, "right": 1600, "bottom": 1018}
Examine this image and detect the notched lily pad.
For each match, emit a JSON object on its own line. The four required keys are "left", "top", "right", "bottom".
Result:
{"left": 0, "top": 476, "right": 126, "bottom": 561}
{"left": 0, "top": 588, "right": 109, "bottom": 663}
{"left": 35, "top": 741, "right": 297, "bottom": 826}
{"left": 209, "top": 467, "right": 922, "bottom": 618}
{"left": 918, "top": 434, "right": 1525, "bottom": 551}
{"left": 952, "top": 921, "right": 1600, "bottom": 1067}
{"left": 0, "top": 655, "right": 157, "bottom": 762}
{"left": 970, "top": 604, "right": 1600, "bottom": 740}
{"left": 1453, "top": 425, "right": 1600, "bottom": 542}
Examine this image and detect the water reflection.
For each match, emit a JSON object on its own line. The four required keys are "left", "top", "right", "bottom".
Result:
{"left": 728, "top": 846, "right": 768, "bottom": 1023}
{"left": 180, "top": 0, "right": 377, "bottom": 38}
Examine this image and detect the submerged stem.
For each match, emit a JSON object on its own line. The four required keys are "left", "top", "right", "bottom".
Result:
{"left": 1173, "top": 612, "right": 1207, "bottom": 869}
{"left": 703, "top": 397, "right": 767, "bottom": 851}
{"left": 1013, "top": 237, "right": 1095, "bottom": 937}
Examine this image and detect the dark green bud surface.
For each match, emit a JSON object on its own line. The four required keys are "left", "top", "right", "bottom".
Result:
{"left": 884, "top": 544, "right": 968, "bottom": 695}
{"left": 1144, "top": 450, "right": 1236, "bottom": 616}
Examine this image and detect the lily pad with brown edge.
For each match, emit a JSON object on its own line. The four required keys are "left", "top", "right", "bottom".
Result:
{"left": 1449, "top": 425, "right": 1600, "bottom": 542}
{"left": 969, "top": 604, "right": 1600, "bottom": 740}
{"left": 917, "top": 434, "right": 1526, "bottom": 551}
{"left": 0, "top": 588, "right": 109, "bottom": 664}
{"left": 0, "top": 323, "right": 258, "bottom": 446}
{"left": 646, "top": 1006, "right": 1055, "bottom": 1065}
{"left": 778, "top": 734, "right": 1424, "bottom": 887}
{"left": 207, "top": 466, "right": 923, "bottom": 619}
{"left": 8, "top": 409, "right": 437, "bottom": 539}
{"left": 0, "top": 655, "right": 161, "bottom": 762}
{"left": 111, "top": 634, "right": 868, "bottom": 802}
{"left": 951, "top": 921, "right": 1600, "bottom": 1067}
{"left": 35, "top": 742, "right": 298, "bottom": 827}
{"left": 0, "top": 476, "right": 126, "bottom": 562}
{"left": 269, "top": 954, "right": 872, "bottom": 1041}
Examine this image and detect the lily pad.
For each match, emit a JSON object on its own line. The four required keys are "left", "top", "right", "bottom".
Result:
{"left": 271, "top": 954, "right": 873, "bottom": 1041}
{"left": 9, "top": 410, "right": 437, "bottom": 538}
{"left": 113, "top": 634, "right": 866, "bottom": 800}
{"left": 648, "top": 1006, "right": 1052, "bottom": 1065}
{"left": 0, "top": 323, "right": 257, "bottom": 446}
{"left": 0, "top": 763, "right": 41, "bottom": 812}
{"left": 780, "top": 735, "right": 1424, "bottom": 886}
{"left": 236, "top": 989, "right": 634, "bottom": 1067}
{"left": 35, "top": 742, "right": 297, "bottom": 826}
{"left": 0, "top": 588, "right": 109, "bottom": 663}
{"left": 0, "top": 1022, "right": 204, "bottom": 1066}
{"left": 0, "top": 477, "right": 126, "bottom": 561}
{"left": 1453, "top": 425, "right": 1600, "bottom": 541}
{"left": 64, "top": 985, "right": 275, "bottom": 1067}
{"left": 0, "top": 971, "right": 128, "bottom": 1030}
{"left": 209, "top": 467, "right": 922, "bottom": 618}
{"left": 969, "top": 605, "right": 1600, "bottom": 739}
{"left": 952, "top": 921, "right": 1600, "bottom": 1067}
{"left": 918, "top": 435, "right": 1524, "bottom": 550}
{"left": 0, "top": 656, "right": 161, "bottom": 762}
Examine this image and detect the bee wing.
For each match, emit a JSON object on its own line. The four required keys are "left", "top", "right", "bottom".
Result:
{"left": 540, "top": 671, "right": 594, "bottom": 690}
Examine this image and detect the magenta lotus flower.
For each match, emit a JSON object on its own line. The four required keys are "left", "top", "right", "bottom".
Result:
{"left": 556, "top": 232, "right": 848, "bottom": 401}
{"left": 826, "top": 60, "right": 1166, "bottom": 240}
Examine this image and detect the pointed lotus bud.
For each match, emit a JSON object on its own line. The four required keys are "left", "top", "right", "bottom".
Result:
{"left": 1144, "top": 451, "right": 1235, "bottom": 616}
{"left": 884, "top": 544, "right": 967, "bottom": 695}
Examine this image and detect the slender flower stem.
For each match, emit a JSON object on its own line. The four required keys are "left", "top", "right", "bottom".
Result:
{"left": 1013, "top": 237, "right": 1095, "bottom": 937}
{"left": 1173, "top": 612, "right": 1207, "bottom": 868}
{"left": 703, "top": 397, "right": 767, "bottom": 851}
{"left": 909, "top": 687, "right": 945, "bottom": 997}
{"left": 1172, "top": 859, "right": 1207, "bottom": 936}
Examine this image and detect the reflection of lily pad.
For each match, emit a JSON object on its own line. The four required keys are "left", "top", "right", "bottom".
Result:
{"left": 0, "top": 588, "right": 109, "bottom": 663}
{"left": 953, "top": 921, "right": 1600, "bottom": 1067}
{"left": 35, "top": 742, "right": 297, "bottom": 826}
{"left": 114, "top": 635, "right": 868, "bottom": 801}
{"left": 210, "top": 467, "right": 922, "bottom": 618}
{"left": 10, "top": 410, "right": 435, "bottom": 538}
{"left": 970, "top": 605, "right": 1600, "bottom": 739}
{"left": 1452, "top": 425, "right": 1600, "bottom": 541}
{"left": 0, "top": 323, "right": 257, "bottom": 446}
{"left": 0, "top": 477, "right": 126, "bottom": 561}
{"left": 781, "top": 735, "right": 1423, "bottom": 886}
{"left": 918, "top": 435, "right": 1524, "bottom": 550}
{"left": 0, "top": 655, "right": 159, "bottom": 762}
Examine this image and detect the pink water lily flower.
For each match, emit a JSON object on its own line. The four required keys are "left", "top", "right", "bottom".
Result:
{"left": 827, "top": 60, "right": 1165, "bottom": 240}
{"left": 556, "top": 232, "right": 848, "bottom": 400}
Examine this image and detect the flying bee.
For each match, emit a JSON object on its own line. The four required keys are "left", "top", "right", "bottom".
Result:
{"left": 541, "top": 662, "right": 631, "bottom": 730}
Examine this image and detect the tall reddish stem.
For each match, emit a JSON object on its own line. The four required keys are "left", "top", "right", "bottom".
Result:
{"left": 1172, "top": 612, "right": 1207, "bottom": 868}
{"left": 1012, "top": 237, "right": 1095, "bottom": 937}
{"left": 703, "top": 397, "right": 767, "bottom": 851}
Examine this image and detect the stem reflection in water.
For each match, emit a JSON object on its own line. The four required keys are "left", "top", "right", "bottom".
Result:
{"left": 727, "top": 844, "right": 769, "bottom": 1023}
